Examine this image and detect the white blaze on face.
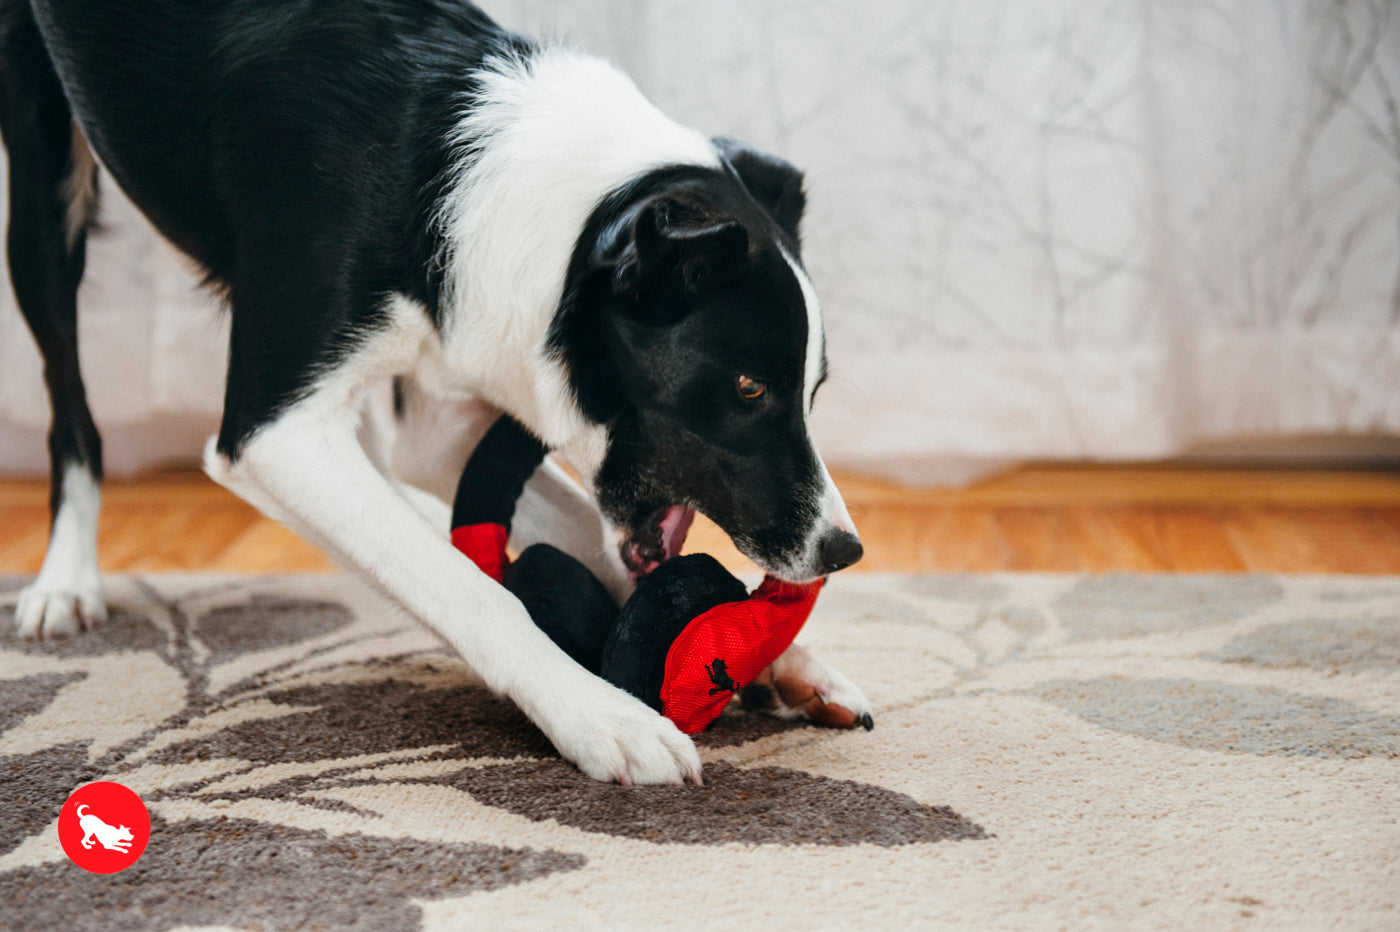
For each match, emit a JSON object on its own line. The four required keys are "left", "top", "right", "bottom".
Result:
{"left": 817, "top": 455, "right": 858, "bottom": 536}
{"left": 781, "top": 249, "right": 858, "bottom": 539}
{"left": 782, "top": 247, "right": 826, "bottom": 417}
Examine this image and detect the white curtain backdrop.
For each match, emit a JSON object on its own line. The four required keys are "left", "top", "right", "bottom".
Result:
{"left": 2, "top": 0, "right": 1397, "bottom": 483}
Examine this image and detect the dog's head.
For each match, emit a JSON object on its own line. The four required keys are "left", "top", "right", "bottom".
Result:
{"left": 553, "top": 139, "right": 861, "bottom": 583}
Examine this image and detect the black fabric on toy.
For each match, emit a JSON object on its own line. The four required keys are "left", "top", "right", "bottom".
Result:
{"left": 451, "top": 414, "right": 829, "bottom": 734}
{"left": 501, "top": 542, "right": 615, "bottom": 674}
{"left": 450, "top": 416, "right": 617, "bottom": 670}
{"left": 450, "top": 416, "right": 744, "bottom": 705}
{"left": 451, "top": 415, "right": 549, "bottom": 530}
{"left": 601, "top": 553, "right": 748, "bottom": 712}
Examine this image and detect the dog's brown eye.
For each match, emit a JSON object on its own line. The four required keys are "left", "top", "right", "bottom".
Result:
{"left": 737, "top": 375, "right": 767, "bottom": 400}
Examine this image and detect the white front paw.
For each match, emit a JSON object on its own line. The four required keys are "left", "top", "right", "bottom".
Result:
{"left": 536, "top": 679, "right": 702, "bottom": 785}
{"left": 14, "top": 575, "right": 106, "bottom": 640}
{"left": 745, "top": 642, "right": 875, "bottom": 730}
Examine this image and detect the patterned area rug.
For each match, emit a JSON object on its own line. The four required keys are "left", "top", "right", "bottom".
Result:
{"left": 2, "top": 573, "right": 1397, "bottom": 930}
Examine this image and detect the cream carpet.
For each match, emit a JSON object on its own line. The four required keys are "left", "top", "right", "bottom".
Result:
{"left": 2, "top": 573, "right": 1397, "bottom": 930}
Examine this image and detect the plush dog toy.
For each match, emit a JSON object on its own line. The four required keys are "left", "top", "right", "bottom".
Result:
{"left": 451, "top": 415, "right": 869, "bottom": 734}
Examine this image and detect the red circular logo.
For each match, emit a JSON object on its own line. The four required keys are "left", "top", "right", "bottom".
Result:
{"left": 58, "top": 782, "right": 150, "bottom": 874}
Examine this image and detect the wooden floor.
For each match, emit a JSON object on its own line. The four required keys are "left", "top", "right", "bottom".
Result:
{"left": 1, "top": 465, "right": 1399, "bottom": 575}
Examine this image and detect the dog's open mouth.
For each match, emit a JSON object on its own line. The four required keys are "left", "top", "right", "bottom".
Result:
{"left": 621, "top": 505, "right": 696, "bottom": 579}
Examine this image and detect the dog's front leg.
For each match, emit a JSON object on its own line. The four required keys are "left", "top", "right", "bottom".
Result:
{"left": 206, "top": 402, "right": 701, "bottom": 786}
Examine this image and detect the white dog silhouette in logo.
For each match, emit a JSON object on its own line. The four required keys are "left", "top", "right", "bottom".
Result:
{"left": 75, "top": 803, "right": 135, "bottom": 853}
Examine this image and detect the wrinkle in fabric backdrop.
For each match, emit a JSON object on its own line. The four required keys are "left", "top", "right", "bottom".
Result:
{"left": 0, "top": 0, "right": 1396, "bottom": 481}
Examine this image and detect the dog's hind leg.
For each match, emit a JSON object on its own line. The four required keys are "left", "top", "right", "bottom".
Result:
{"left": 746, "top": 642, "right": 875, "bottom": 730}
{"left": 0, "top": 3, "right": 105, "bottom": 639}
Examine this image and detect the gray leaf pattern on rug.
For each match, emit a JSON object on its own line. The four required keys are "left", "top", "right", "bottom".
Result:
{"left": 0, "top": 744, "right": 97, "bottom": 857}
{"left": 417, "top": 759, "right": 986, "bottom": 845}
{"left": 195, "top": 596, "right": 355, "bottom": 663}
{"left": 1031, "top": 678, "right": 1400, "bottom": 758}
{"left": 0, "top": 673, "right": 84, "bottom": 734}
{"left": 1054, "top": 575, "right": 1285, "bottom": 639}
{"left": 1213, "top": 617, "right": 1400, "bottom": 673}
{"left": 0, "top": 676, "right": 96, "bottom": 857}
{"left": 1, "top": 816, "right": 583, "bottom": 932}
{"left": 147, "top": 678, "right": 556, "bottom": 766}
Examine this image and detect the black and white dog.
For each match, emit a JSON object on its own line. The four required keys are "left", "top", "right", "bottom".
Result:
{"left": 2, "top": 0, "right": 868, "bottom": 783}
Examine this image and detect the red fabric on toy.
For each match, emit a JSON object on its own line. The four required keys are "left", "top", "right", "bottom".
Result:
{"left": 659, "top": 575, "right": 824, "bottom": 734}
{"left": 451, "top": 523, "right": 510, "bottom": 585}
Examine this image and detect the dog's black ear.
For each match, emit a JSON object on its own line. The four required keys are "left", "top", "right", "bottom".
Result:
{"left": 604, "top": 198, "right": 750, "bottom": 298}
{"left": 712, "top": 136, "right": 806, "bottom": 243}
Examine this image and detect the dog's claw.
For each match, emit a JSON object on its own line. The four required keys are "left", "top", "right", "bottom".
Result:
{"left": 859, "top": 712, "right": 874, "bottom": 731}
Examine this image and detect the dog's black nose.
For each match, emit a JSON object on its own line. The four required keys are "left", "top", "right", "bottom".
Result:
{"left": 820, "top": 530, "right": 864, "bottom": 573}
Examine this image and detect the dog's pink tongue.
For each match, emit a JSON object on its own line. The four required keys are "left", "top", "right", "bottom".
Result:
{"left": 658, "top": 506, "right": 696, "bottom": 561}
